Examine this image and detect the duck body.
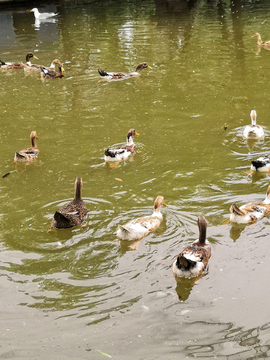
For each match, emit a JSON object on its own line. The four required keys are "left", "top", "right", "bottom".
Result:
{"left": 243, "top": 110, "right": 264, "bottom": 139}
{"left": 14, "top": 131, "right": 39, "bottom": 162}
{"left": 230, "top": 185, "right": 270, "bottom": 224}
{"left": 98, "top": 62, "right": 152, "bottom": 80}
{"left": 172, "top": 216, "right": 211, "bottom": 278}
{"left": 251, "top": 154, "right": 270, "bottom": 172}
{"left": 252, "top": 33, "right": 270, "bottom": 47}
{"left": 0, "top": 53, "right": 38, "bottom": 70}
{"left": 50, "top": 177, "right": 88, "bottom": 229}
{"left": 40, "top": 61, "right": 64, "bottom": 79}
{"left": 116, "top": 196, "right": 167, "bottom": 241}
{"left": 30, "top": 8, "right": 58, "bottom": 19}
{"left": 104, "top": 129, "right": 139, "bottom": 162}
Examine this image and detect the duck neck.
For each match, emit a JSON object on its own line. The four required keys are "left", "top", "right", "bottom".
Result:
{"left": 126, "top": 136, "right": 134, "bottom": 145}
{"left": 198, "top": 221, "right": 207, "bottom": 245}
{"left": 74, "top": 179, "right": 82, "bottom": 201}
{"left": 31, "top": 136, "right": 37, "bottom": 148}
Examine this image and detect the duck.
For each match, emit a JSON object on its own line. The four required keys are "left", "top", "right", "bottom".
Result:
{"left": 116, "top": 196, "right": 167, "bottom": 241}
{"left": 40, "top": 60, "right": 64, "bottom": 79}
{"left": 49, "top": 177, "right": 88, "bottom": 230}
{"left": 251, "top": 154, "right": 270, "bottom": 172}
{"left": 243, "top": 110, "right": 264, "bottom": 139}
{"left": 172, "top": 216, "right": 211, "bottom": 278}
{"left": 14, "top": 131, "right": 39, "bottom": 162}
{"left": 0, "top": 52, "right": 38, "bottom": 70}
{"left": 98, "top": 62, "right": 152, "bottom": 80}
{"left": 30, "top": 8, "right": 58, "bottom": 19}
{"left": 251, "top": 33, "right": 270, "bottom": 47}
{"left": 230, "top": 185, "right": 270, "bottom": 224}
{"left": 104, "top": 129, "right": 139, "bottom": 162}
{"left": 24, "top": 58, "right": 60, "bottom": 73}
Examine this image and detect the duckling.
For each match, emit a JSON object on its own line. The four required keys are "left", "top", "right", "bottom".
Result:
{"left": 172, "top": 216, "right": 211, "bottom": 278}
{"left": 30, "top": 7, "right": 58, "bottom": 19}
{"left": 243, "top": 110, "right": 264, "bottom": 139}
{"left": 98, "top": 62, "right": 152, "bottom": 80}
{"left": 251, "top": 154, "right": 270, "bottom": 172}
{"left": 14, "top": 131, "right": 39, "bottom": 162}
{"left": 104, "top": 129, "right": 139, "bottom": 162}
{"left": 24, "top": 58, "right": 60, "bottom": 73}
{"left": 49, "top": 177, "right": 88, "bottom": 230}
{"left": 230, "top": 185, "right": 270, "bottom": 224}
{"left": 116, "top": 196, "right": 167, "bottom": 241}
{"left": 0, "top": 53, "right": 38, "bottom": 70}
{"left": 251, "top": 33, "right": 270, "bottom": 47}
{"left": 40, "top": 61, "right": 64, "bottom": 79}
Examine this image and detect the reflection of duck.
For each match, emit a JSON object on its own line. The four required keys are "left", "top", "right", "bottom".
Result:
{"left": 116, "top": 196, "right": 167, "bottom": 241}
{"left": 0, "top": 53, "right": 38, "bottom": 70}
{"left": 49, "top": 177, "right": 88, "bottom": 230}
{"left": 98, "top": 62, "right": 152, "bottom": 80}
{"left": 14, "top": 131, "right": 39, "bottom": 162}
{"left": 230, "top": 185, "right": 270, "bottom": 224}
{"left": 243, "top": 110, "right": 264, "bottom": 139}
{"left": 251, "top": 154, "right": 270, "bottom": 172}
{"left": 104, "top": 129, "right": 139, "bottom": 162}
{"left": 30, "top": 7, "right": 58, "bottom": 19}
{"left": 172, "top": 216, "right": 211, "bottom": 278}
{"left": 252, "top": 33, "right": 270, "bottom": 47}
{"left": 40, "top": 61, "right": 64, "bottom": 79}
{"left": 24, "top": 59, "right": 60, "bottom": 73}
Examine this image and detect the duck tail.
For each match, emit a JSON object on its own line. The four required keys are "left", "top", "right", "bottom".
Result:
{"left": 176, "top": 255, "right": 197, "bottom": 271}
{"left": 98, "top": 69, "right": 109, "bottom": 77}
{"left": 118, "top": 225, "right": 130, "bottom": 234}
{"left": 230, "top": 203, "right": 245, "bottom": 216}
{"left": 251, "top": 160, "right": 265, "bottom": 171}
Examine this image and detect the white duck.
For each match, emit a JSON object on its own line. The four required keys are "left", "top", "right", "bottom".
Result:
{"left": 230, "top": 185, "right": 270, "bottom": 224}
{"left": 30, "top": 8, "right": 58, "bottom": 19}
{"left": 243, "top": 110, "right": 264, "bottom": 139}
{"left": 251, "top": 154, "right": 270, "bottom": 172}
{"left": 172, "top": 216, "right": 211, "bottom": 278}
{"left": 116, "top": 196, "right": 167, "bottom": 241}
{"left": 104, "top": 129, "right": 139, "bottom": 162}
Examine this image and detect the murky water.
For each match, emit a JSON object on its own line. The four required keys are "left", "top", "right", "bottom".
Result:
{"left": 1, "top": 0, "right": 270, "bottom": 358}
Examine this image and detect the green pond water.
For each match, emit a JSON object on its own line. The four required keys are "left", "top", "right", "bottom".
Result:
{"left": 1, "top": 0, "right": 270, "bottom": 358}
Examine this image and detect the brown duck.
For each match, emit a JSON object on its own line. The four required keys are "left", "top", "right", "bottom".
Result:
{"left": 14, "top": 131, "right": 39, "bottom": 162}
{"left": 40, "top": 60, "right": 64, "bottom": 79}
{"left": 0, "top": 52, "right": 38, "bottom": 70}
{"left": 49, "top": 177, "right": 88, "bottom": 230}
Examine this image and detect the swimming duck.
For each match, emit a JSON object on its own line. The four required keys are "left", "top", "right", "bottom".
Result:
{"left": 251, "top": 33, "right": 270, "bottom": 47}
{"left": 0, "top": 53, "right": 38, "bottom": 70}
{"left": 98, "top": 62, "right": 152, "bottom": 80}
{"left": 230, "top": 185, "right": 270, "bottom": 224}
{"left": 172, "top": 216, "right": 211, "bottom": 278}
{"left": 104, "top": 129, "right": 139, "bottom": 162}
{"left": 24, "top": 58, "right": 60, "bottom": 73}
{"left": 251, "top": 154, "right": 270, "bottom": 172}
{"left": 116, "top": 196, "right": 167, "bottom": 241}
{"left": 14, "top": 131, "right": 39, "bottom": 162}
{"left": 243, "top": 110, "right": 264, "bottom": 139}
{"left": 30, "top": 8, "right": 58, "bottom": 19}
{"left": 40, "top": 61, "right": 64, "bottom": 79}
{"left": 49, "top": 177, "right": 88, "bottom": 230}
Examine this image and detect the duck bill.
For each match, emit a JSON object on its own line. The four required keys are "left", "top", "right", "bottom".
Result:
{"left": 163, "top": 202, "right": 167, "bottom": 207}
{"left": 135, "top": 132, "right": 139, "bottom": 136}
{"left": 147, "top": 65, "right": 152, "bottom": 69}
{"left": 33, "top": 55, "right": 38, "bottom": 60}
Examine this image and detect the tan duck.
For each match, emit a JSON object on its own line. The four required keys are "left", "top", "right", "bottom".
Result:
{"left": 252, "top": 33, "right": 270, "bottom": 47}
{"left": 98, "top": 62, "right": 152, "bottom": 80}
{"left": 24, "top": 58, "right": 61, "bottom": 73}
{"left": 230, "top": 185, "right": 270, "bottom": 224}
{"left": 116, "top": 196, "right": 167, "bottom": 241}
{"left": 14, "top": 131, "right": 39, "bottom": 162}
{"left": 172, "top": 216, "right": 211, "bottom": 278}
{"left": 49, "top": 177, "right": 88, "bottom": 230}
{"left": 0, "top": 52, "right": 38, "bottom": 70}
{"left": 104, "top": 129, "right": 139, "bottom": 162}
{"left": 40, "top": 60, "right": 64, "bottom": 79}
